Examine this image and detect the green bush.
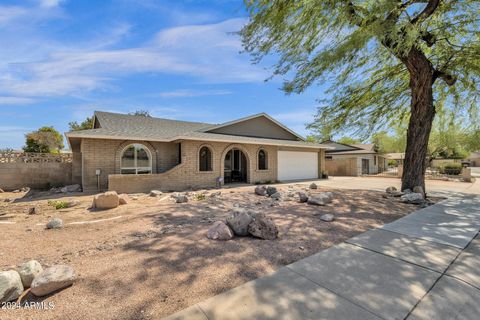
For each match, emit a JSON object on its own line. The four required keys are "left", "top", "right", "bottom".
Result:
{"left": 438, "top": 163, "right": 462, "bottom": 175}
{"left": 194, "top": 194, "right": 206, "bottom": 201}
{"left": 48, "top": 200, "right": 69, "bottom": 209}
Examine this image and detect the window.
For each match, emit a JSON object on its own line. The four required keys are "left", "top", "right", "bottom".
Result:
{"left": 258, "top": 149, "right": 267, "bottom": 170}
{"left": 199, "top": 146, "right": 212, "bottom": 171}
{"left": 121, "top": 144, "right": 152, "bottom": 174}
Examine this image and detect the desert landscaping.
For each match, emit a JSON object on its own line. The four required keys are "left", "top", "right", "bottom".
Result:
{"left": 0, "top": 182, "right": 430, "bottom": 319}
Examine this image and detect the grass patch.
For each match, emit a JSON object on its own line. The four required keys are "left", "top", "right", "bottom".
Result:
{"left": 48, "top": 200, "right": 70, "bottom": 210}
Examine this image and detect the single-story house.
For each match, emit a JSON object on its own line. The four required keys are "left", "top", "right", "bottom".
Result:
{"left": 468, "top": 152, "right": 480, "bottom": 167}
{"left": 322, "top": 140, "right": 386, "bottom": 175}
{"left": 385, "top": 152, "right": 405, "bottom": 166}
{"left": 66, "top": 111, "right": 331, "bottom": 193}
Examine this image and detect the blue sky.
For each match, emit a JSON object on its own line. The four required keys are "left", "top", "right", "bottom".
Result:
{"left": 0, "top": 0, "right": 328, "bottom": 150}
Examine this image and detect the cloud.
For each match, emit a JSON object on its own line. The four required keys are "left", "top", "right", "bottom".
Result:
{"left": 272, "top": 110, "right": 317, "bottom": 136}
{"left": 0, "top": 18, "right": 266, "bottom": 98}
{"left": 0, "top": 96, "right": 36, "bottom": 105}
{"left": 156, "top": 89, "right": 233, "bottom": 98}
{"left": 38, "top": 0, "right": 65, "bottom": 8}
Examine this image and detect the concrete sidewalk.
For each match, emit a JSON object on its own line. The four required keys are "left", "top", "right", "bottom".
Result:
{"left": 164, "top": 194, "right": 480, "bottom": 320}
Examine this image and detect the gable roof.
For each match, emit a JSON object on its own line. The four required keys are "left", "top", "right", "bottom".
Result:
{"left": 323, "top": 140, "right": 378, "bottom": 155}
{"left": 66, "top": 111, "right": 330, "bottom": 149}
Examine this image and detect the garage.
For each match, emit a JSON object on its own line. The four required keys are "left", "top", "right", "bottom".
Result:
{"left": 277, "top": 151, "right": 318, "bottom": 181}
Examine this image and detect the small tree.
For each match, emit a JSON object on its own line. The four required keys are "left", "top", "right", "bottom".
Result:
{"left": 24, "top": 127, "right": 64, "bottom": 153}
{"left": 69, "top": 116, "right": 94, "bottom": 131}
{"left": 129, "top": 110, "right": 152, "bottom": 117}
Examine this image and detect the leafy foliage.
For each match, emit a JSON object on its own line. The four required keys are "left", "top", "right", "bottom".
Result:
{"left": 129, "top": 110, "right": 152, "bottom": 117}
{"left": 241, "top": 0, "right": 480, "bottom": 136}
{"left": 68, "top": 116, "right": 94, "bottom": 131}
{"left": 48, "top": 200, "right": 70, "bottom": 210}
{"left": 24, "top": 126, "right": 64, "bottom": 153}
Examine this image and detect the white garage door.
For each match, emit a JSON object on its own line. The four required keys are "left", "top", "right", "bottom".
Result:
{"left": 277, "top": 151, "right": 318, "bottom": 181}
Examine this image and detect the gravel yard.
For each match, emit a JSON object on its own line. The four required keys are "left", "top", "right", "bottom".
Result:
{"left": 0, "top": 183, "right": 424, "bottom": 319}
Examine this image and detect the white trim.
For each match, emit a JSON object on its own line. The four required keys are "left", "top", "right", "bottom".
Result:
{"left": 120, "top": 143, "right": 153, "bottom": 174}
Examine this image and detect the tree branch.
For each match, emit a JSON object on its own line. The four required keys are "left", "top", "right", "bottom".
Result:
{"left": 411, "top": 0, "right": 440, "bottom": 24}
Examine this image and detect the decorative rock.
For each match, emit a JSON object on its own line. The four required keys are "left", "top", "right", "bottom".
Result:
{"left": 92, "top": 191, "right": 119, "bottom": 209}
{"left": 307, "top": 192, "right": 333, "bottom": 206}
{"left": 403, "top": 189, "right": 412, "bottom": 194}
{"left": 270, "top": 192, "right": 282, "bottom": 200}
{"left": 46, "top": 218, "right": 63, "bottom": 229}
{"left": 248, "top": 213, "right": 278, "bottom": 240}
{"left": 118, "top": 194, "right": 129, "bottom": 205}
{"left": 207, "top": 221, "right": 234, "bottom": 240}
{"left": 386, "top": 186, "right": 397, "bottom": 193}
{"left": 297, "top": 192, "right": 309, "bottom": 203}
{"left": 18, "top": 260, "right": 43, "bottom": 288}
{"left": 320, "top": 214, "right": 335, "bottom": 222}
{"left": 28, "top": 206, "right": 41, "bottom": 215}
{"left": 254, "top": 185, "right": 267, "bottom": 196}
{"left": 309, "top": 183, "right": 318, "bottom": 189}
{"left": 0, "top": 270, "right": 24, "bottom": 303}
{"left": 172, "top": 193, "right": 188, "bottom": 203}
{"left": 30, "top": 265, "right": 76, "bottom": 297}
{"left": 413, "top": 186, "right": 424, "bottom": 195}
{"left": 400, "top": 193, "right": 424, "bottom": 204}
{"left": 226, "top": 208, "right": 254, "bottom": 236}
{"left": 149, "top": 190, "right": 162, "bottom": 197}
{"left": 266, "top": 186, "right": 277, "bottom": 196}
{"left": 61, "top": 184, "right": 82, "bottom": 193}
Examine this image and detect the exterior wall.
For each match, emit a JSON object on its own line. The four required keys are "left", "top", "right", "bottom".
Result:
{"left": 325, "top": 158, "right": 358, "bottom": 176}
{"left": 0, "top": 163, "right": 72, "bottom": 190}
{"left": 107, "top": 140, "right": 324, "bottom": 193}
{"left": 329, "top": 154, "right": 382, "bottom": 175}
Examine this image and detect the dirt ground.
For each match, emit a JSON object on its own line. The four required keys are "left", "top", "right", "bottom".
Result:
{"left": 0, "top": 183, "right": 424, "bottom": 320}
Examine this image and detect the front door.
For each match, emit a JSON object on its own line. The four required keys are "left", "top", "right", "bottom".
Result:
{"left": 224, "top": 149, "right": 247, "bottom": 183}
{"left": 362, "top": 159, "right": 370, "bottom": 174}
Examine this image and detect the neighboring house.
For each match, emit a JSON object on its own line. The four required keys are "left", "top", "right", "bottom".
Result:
{"left": 385, "top": 152, "right": 405, "bottom": 166}
{"left": 322, "top": 140, "right": 386, "bottom": 175}
{"left": 468, "top": 152, "right": 480, "bottom": 167}
{"left": 66, "top": 111, "right": 330, "bottom": 193}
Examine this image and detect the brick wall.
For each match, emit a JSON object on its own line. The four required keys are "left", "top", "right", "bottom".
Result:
{"left": 0, "top": 163, "right": 72, "bottom": 190}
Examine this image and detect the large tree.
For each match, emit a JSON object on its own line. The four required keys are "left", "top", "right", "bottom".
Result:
{"left": 69, "top": 116, "right": 94, "bottom": 131}
{"left": 241, "top": 0, "right": 480, "bottom": 191}
{"left": 24, "top": 126, "right": 64, "bottom": 153}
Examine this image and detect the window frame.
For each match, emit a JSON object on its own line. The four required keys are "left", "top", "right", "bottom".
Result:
{"left": 120, "top": 143, "right": 152, "bottom": 175}
{"left": 199, "top": 146, "right": 213, "bottom": 172}
{"left": 257, "top": 149, "right": 268, "bottom": 170}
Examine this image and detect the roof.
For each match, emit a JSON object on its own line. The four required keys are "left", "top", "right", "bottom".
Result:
{"left": 323, "top": 140, "right": 378, "bottom": 155}
{"left": 385, "top": 152, "right": 405, "bottom": 159}
{"left": 66, "top": 111, "right": 330, "bottom": 149}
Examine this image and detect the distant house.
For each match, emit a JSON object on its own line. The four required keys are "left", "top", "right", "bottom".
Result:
{"left": 322, "top": 140, "right": 386, "bottom": 175}
{"left": 468, "top": 152, "right": 480, "bottom": 167}
{"left": 385, "top": 152, "right": 405, "bottom": 166}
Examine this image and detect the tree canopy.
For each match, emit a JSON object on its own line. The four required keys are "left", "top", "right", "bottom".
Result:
{"left": 68, "top": 116, "right": 94, "bottom": 131}
{"left": 24, "top": 126, "right": 64, "bottom": 153}
{"left": 129, "top": 110, "right": 152, "bottom": 117}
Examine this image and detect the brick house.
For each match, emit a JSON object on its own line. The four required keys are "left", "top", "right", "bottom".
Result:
{"left": 66, "top": 111, "right": 330, "bottom": 193}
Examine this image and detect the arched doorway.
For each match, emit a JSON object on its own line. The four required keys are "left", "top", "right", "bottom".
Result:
{"left": 224, "top": 148, "right": 248, "bottom": 183}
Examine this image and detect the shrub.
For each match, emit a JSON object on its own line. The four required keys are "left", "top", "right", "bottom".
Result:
{"left": 443, "top": 163, "right": 462, "bottom": 175}
{"left": 194, "top": 194, "right": 206, "bottom": 201}
{"left": 48, "top": 200, "right": 69, "bottom": 209}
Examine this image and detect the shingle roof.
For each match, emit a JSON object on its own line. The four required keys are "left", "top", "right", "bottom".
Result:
{"left": 66, "top": 111, "right": 330, "bottom": 149}
{"left": 324, "top": 141, "right": 378, "bottom": 155}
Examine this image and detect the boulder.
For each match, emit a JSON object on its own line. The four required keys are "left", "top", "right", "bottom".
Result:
{"left": 320, "top": 214, "right": 335, "bottom": 222}
{"left": 28, "top": 206, "right": 41, "bottom": 215}
{"left": 18, "top": 260, "right": 43, "bottom": 288}
{"left": 403, "top": 189, "right": 412, "bottom": 194}
{"left": 309, "top": 183, "right": 318, "bottom": 189}
{"left": 207, "top": 221, "right": 234, "bottom": 240}
{"left": 248, "top": 213, "right": 278, "bottom": 240}
{"left": 266, "top": 186, "right": 278, "bottom": 197}
{"left": 0, "top": 270, "right": 24, "bottom": 303}
{"left": 61, "top": 184, "right": 82, "bottom": 193}
{"left": 307, "top": 192, "right": 333, "bottom": 206}
{"left": 413, "top": 186, "right": 424, "bottom": 195}
{"left": 389, "top": 191, "right": 404, "bottom": 197}
{"left": 92, "top": 191, "right": 119, "bottom": 209}
{"left": 46, "top": 218, "right": 63, "bottom": 229}
{"left": 297, "top": 192, "right": 309, "bottom": 203}
{"left": 172, "top": 193, "right": 188, "bottom": 203}
{"left": 226, "top": 208, "right": 254, "bottom": 236}
{"left": 149, "top": 190, "right": 162, "bottom": 197}
{"left": 118, "top": 194, "right": 129, "bottom": 205}
{"left": 254, "top": 185, "right": 267, "bottom": 196}
{"left": 400, "top": 193, "right": 424, "bottom": 205}
{"left": 270, "top": 192, "right": 282, "bottom": 201}
{"left": 30, "top": 265, "right": 76, "bottom": 297}
{"left": 386, "top": 186, "right": 397, "bottom": 194}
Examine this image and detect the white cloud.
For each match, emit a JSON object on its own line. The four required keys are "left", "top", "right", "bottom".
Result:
{"left": 38, "top": 0, "right": 65, "bottom": 8}
{"left": 272, "top": 110, "right": 317, "bottom": 136}
{"left": 156, "top": 89, "right": 232, "bottom": 98}
{"left": 0, "top": 18, "right": 266, "bottom": 98}
{"left": 0, "top": 96, "right": 35, "bottom": 105}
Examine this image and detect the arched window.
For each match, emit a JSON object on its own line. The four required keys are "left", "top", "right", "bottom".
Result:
{"left": 258, "top": 149, "right": 268, "bottom": 170}
{"left": 199, "top": 146, "right": 212, "bottom": 171}
{"left": 121, "top": 144, "right": 152, "bottom": 174}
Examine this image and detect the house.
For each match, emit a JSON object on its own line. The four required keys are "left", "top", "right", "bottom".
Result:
{"left": 385, "top": 152, "right": 405, "bottom": 166}
{"left": 66, "top": 111, "right": 331, "bottom": 193}
{"left": 468, "top": 152, "right": 480, "bottom": 167}
{"left": 322, "top": 140, "right": 386, "bottom": 175}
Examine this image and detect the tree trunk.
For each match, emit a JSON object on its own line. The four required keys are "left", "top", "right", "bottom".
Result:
{"left": 401, "top": 49, "right": 436, "bottom": 192}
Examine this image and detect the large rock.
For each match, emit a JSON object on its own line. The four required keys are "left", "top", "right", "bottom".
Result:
{"left": 307, "top": 192, "right": 333, "bottom": 206}
{"left": 254, "top": 185, "right": 267, "bottom": 196}
{"left": 266, "top": 186, "right": 278, "bottom": 196}
{"left": 18, "top": 260, "right": 43, "bottom": 288}
{"left": 92, "top": 191, "right": 119, "bottom": 209}
{"left": 413, "top": 186, "right": 424, "bottom": 195}
{"left": 320, "top": 214, "right": 335, "bottom": 222}
{"left": 309, "top": 183, "right": 318, "bottom": 189}
{"left": 61, "top": 184, "right": 82, "bottom": 193}
{"left": 270, "top": 192, "right": 282, "bottom": 200}
{"left": 226, "top": 208, "right": 254, "bottom": 236}
{"left": 172, "top": 193, "right": 188, "bottom": 203}
{"left": 207, "top": 221, "right": 234, "bottom": 240}
{"left": 28, "top": 206, "right": 41, "bottom": 215}
{"left": 149, "top": 190, "right": 162, "bottom": 197}
{"left": 0, "top": 270, "right": 24, "bottom": 303}
{"left": 248, "top": 213, "right": 278, "bottom": 240}
{"left": 386, "top": 186, "right": 397, "bottom": 194}
{"left": 400, "top": 192, "right": 424, "bottom": 204}
{"left": 46, "top": 218, "right": 63, "bottom": 229}
{"left": 118, "top": 194, "right": 129, "bottom": 205}
{"left": 30, "top": 265, "right": 76, "bottom": 297}
{"left": 297, "top": 192, "right": 309, "bottom": 203}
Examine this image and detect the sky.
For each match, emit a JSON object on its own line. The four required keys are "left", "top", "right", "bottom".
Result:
{"left": 0, "top": 0, "right": 329, "bottom": 150}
